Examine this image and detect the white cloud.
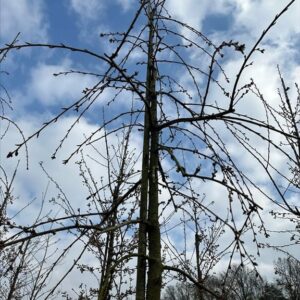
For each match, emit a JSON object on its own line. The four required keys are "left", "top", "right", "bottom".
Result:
{"left": 165, "top": 0, "right": 208, "bottom": 30}
{"left": 164, "top": 0, "right": 234, "bottom": 32}
{"left": 29, "top": 59, "right": 98, "bottom": 105}
{"left": 69, "top": 0, "right": 105, "bottom": 20}
{"left": 1, "top": 110, "right": 143, "bottom": 218}
{"left": 117, "top": 0, "right": 134, "bottom": 12}
{"left": 0, "top": 0, "right": 48, "bottom": 42}
{"left": 165, "top": 0, "right": 299, "bottom": 52}
{"left": 68, "top": 0, "right": 110, "bottom": 45}
{"left": 232, "top": 0, "right": 300, "bottom": 41}
{"left": 1, "top": 117, "right": 98, "bottom": 209}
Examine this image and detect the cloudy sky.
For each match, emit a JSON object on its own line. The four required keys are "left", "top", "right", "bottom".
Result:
{"left": 1, "top": 0, "right": 300, "bottom": 297}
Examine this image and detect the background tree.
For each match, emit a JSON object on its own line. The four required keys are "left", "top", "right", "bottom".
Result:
{"left": 163, "top": 269, "right": 289, "bottom": 300}
{"left": 163, "top": 282, "right": 198, "bottom": 300}
{"left": 0, "top": 166, "right": 56, "bottom": 299}
{"left": 275, "top": 257, "right": 300, "bottom": 300}
{"left": 259, "top": 283, "right": 286, "bottom": 300}
{"left": 220, "top": 265, "right": 264, "bottom": 300}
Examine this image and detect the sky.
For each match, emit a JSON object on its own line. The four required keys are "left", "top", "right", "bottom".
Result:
{"left": 1, "top": 0, "right": 300, "bottom": 298}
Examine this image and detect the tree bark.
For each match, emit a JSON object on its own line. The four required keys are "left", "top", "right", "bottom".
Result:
{"left": 135, "top": 1, "right": 154, "bottom": 299}
{"left": 146, "top": 3, "right": 162, "bottom": 298}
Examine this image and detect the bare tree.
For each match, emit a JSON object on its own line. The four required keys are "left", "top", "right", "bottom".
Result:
{"left": 0, "top": 0, "right": 299, "bottom": 299}
{"left": 220, "top": 265, "right": 264, "bottom": 300}
{"left": 260, "top": 283, "right": 286, "bottom": 300}
{"left": 275, "top": 257, "right": 300, "bottom": 300}
{"left": 0, "top": 165, "right": 57, "bottom": 299}
{"left": 163, "top": 282, "right": 198, "bottom": 300}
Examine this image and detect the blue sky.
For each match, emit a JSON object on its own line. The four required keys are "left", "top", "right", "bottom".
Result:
{"left": 1, "top": 0, "right": 300, "bottom": 297}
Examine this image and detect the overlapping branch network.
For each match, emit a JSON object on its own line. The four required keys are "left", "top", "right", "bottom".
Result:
{"left": 0, "top": 0, "right": 299, "bottom": 299}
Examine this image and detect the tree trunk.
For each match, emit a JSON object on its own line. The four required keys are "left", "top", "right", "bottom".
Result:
{"left": 146, "top": 90, "right": 162, "bottom": 299}
{"left": 146, "top": 3, "right": 162, "bottom": 298}
{"left": 136, "top": 1, "right": 162, "bottom": 299}
{"left": 135, "top": 1, "right": 155, "bottom": 299}
{"left": 135, "top": 94, "right": 150, "bottom": 300}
